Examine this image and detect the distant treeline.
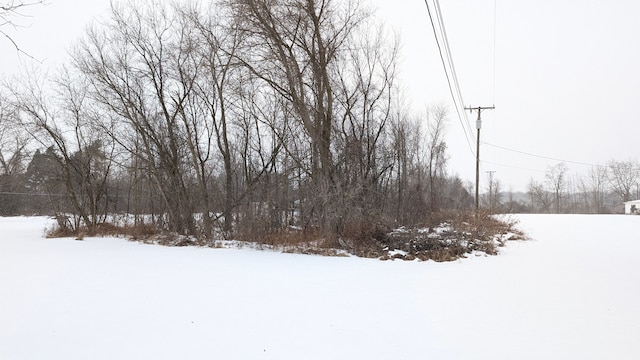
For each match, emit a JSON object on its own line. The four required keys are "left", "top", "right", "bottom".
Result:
{"left": 480, "top": 161, "right": 640, "bottom": 214}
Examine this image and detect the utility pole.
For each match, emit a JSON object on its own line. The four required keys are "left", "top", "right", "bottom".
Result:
{"left": 465, "top": 105, "right": 494, "bottom": 211}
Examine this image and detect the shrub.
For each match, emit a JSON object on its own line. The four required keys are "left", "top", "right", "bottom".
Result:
{"left": 333, "top": 210, "right": 526, "bottom": 261}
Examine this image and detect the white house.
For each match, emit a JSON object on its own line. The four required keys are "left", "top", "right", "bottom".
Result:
{"left": 623, "top": 200, "right": 640, "bottom": 214}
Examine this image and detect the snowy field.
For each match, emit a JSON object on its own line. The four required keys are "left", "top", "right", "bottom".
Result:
{"left": 1, "top": 214, "right": 639, "bottom": 359}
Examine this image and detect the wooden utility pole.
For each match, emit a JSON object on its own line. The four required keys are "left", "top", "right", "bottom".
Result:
{"left": 465, "top": 106, "right": 494, "bottom": 211}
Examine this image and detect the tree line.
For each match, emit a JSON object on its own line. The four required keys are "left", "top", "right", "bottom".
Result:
{"left": 0, "top": 0, "right": 473, "bottom": 240}
{"left": 482, "top": 160, "right": 640, "bottom": 214}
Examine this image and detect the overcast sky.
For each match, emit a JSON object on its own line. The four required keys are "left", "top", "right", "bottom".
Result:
{"left": 2, "top": 0, "right": 639, "bottom": 192}
{"left": 374, "top": 0, "right": 640, "bottom": 192}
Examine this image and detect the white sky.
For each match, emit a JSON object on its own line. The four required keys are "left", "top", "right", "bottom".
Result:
{"left": 2, "top": 0, "right": 640, "bottom": 192}
{"left": 374, "top": 0, "right": 640, "bottom": 192}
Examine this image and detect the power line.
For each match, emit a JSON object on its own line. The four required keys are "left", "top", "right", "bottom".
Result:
{"left": 492, "top": 0, "right": 497, "bottom": 105}
{"left": 434, "top": 0, "right": 473, "bottom": 128}
{"left": 433, "top": 0, "right": 471, "bottom": 133}
{"left": 423, "top": 0, "right": 475, "bottom": 157}
{"left": 435, "top": 0, "right": 476, "bottom": 149}
{"left": 483, "top": 141, "right": 605, "bottom": 168}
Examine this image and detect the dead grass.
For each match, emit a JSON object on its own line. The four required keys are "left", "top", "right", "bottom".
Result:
{"left": 46, "top": 220, "right": 161, "bottom": 240}
{"left": 235, "top": 226, "right": 350, "bottom": 256}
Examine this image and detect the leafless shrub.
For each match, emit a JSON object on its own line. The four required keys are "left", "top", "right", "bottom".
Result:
{"left": 334, "top": 210, "right": 526, "bottom": 261}
{"left": 337, "top": 221, "right": 391, "bottom": 258}
{"left": 46, "top": 219, "right": 161, "bottom": 241}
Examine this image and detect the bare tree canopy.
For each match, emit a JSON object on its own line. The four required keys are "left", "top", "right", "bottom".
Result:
{"left": 608, "top": 160, "right": 640, "bottom": 203}
{"left": 2, "top": 0, "right": 475, "bottom": 239}
{"left": 546, "top": 162, "right": 568, "bottom": 213}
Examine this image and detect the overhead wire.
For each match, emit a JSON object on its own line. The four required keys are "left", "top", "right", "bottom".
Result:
{"left": 423, "top": 1, "right": 634, "bottom": 183}
{"left": 433, "top": 0, "right": 474, "bottom": 139}
{"left": 423, "top": 0, "right": 475, "bottom": 157}
{"left": 483, "top": 142, "right": 607, "bottom": 168}
{"left": 492, "top": 0, "right": 497, "bottom": 105}
{"left": 474, "top": 3, "right": 599, "bottom": 178}
{"left": 472, "top": 3, "right": 628, "bottom": 178}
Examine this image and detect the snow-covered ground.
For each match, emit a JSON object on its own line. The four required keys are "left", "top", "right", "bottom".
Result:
{"left": 1, "top": 214, "right": 639, "bottom": 359}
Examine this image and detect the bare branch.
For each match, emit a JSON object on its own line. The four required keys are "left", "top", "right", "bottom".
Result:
{"left": 1, "top": 0, "right": 46, "bottom": 60}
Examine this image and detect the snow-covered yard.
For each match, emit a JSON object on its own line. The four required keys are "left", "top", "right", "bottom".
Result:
{"left": 1, "top": 214, "right": 639, "bottom": 359}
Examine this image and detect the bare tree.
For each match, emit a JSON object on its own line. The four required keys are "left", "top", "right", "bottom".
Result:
{"left": 483, "top": 171, "right": 502, "bottom": 212}
{"left": 528, "top": 178, "right": 550, "bottom": 213}
{"left": 608, "top": 159, "right": 639, "bottom": 204}
{"left": 389, "top": 106, "right": 412, "bottom": 222}
{"left": 389, "top": 112, "right": 427, "bottom": 222}
{"left": 8, "top": 70, "right": 113, "bottom": 233}
{"left": 228, "top": 0, "right": 368, "bottom": 233}
{"left": 424, "top": 105, "right": 448, "bottom": 213}
{"left": 0, "top": 89, "right": 29, "bottom": 214}
{"left": 192, "top": 13, "right": 238, "bottom": 234}
{"left": 580, "top": 165, "right": 609, "bottom": 213}
{"left": 333, "top": 19, "right": 398, "bottom": 226}
{"left": 0, "top": 90, "right": 28, "bottom": 175}
{"left": 73, "top": 2, "right": 203, "bottom": 235}
{"left": 546, "top": 162, "right": 568, "bottom": 213}
{"left": 185, "top": 6, "right": 284, "bottom": 235}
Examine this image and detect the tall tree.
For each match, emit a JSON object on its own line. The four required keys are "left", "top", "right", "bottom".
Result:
{"left": 528, "top": 178, "right": 550, "bottom": 213}
{"left": 546, "top": 162, "right": 568, "bottom": 213}
{"left": 8, "top": 70, "right": 113, "bottom": 233}
{"left": 334, "top": 19, "right": 398, "bottom": 225}
{"left": 608, "top": 159, "right": 639, "bottom": 203}
{"left": 424, "top": 105, "right": 448, "bottom": 213}
{"left": 580, "top": 165, "right": 609, "bottom": 213}
{"left": 74, "top": 1, "right": 202, "bottom": 235}
{"left": 0, "top": 90, "right": 29, "bottom": 214}
{"left": 228, "top": 0, "right": 367, "bottom": 233}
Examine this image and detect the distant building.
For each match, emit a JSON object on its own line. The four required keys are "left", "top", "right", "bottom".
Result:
{"left": 623, "top": 200, "right": 640, "bottom": 214}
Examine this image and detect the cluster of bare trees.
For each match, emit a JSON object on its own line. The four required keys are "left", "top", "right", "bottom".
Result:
{"left": 521, "top": 160, "right": 640, "bottom": 214}
{"left": 1, "top": 0, "right": 473, "bottom": 238}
